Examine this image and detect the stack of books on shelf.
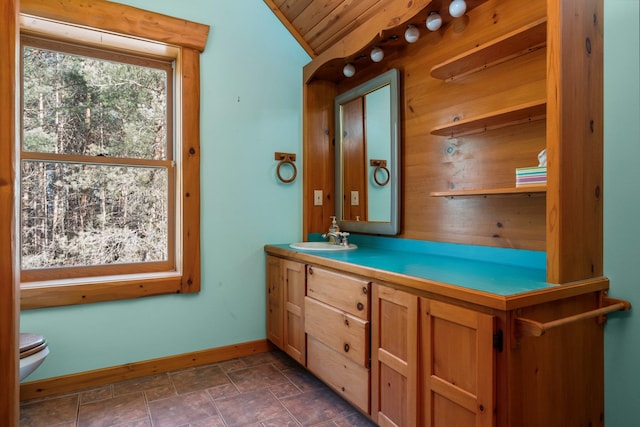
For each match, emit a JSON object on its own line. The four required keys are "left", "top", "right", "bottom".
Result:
{"left": 515, "top": 166, "right": 546, "bottom": 186}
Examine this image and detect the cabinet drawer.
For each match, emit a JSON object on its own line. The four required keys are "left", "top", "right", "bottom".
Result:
{"left": 307, "top": 266, "right": 370, "bottom": 320}
{"left": 305, "top": 296, "right": 370, "bottom": 367}
{"left": 307, "top": 335, "right": 370, "bottom": 414}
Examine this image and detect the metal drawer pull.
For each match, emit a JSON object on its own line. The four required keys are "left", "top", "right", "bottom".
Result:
{"left": 515, "top": 297, "right": 631, "bottom": 337}
{"left": 344, "top": 343, "right": 350, "bottom": 352}
{"left": 357, "top": 302, "right": 364, "bottom": 311}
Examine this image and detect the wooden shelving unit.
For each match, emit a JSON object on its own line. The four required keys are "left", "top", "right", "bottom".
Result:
{"left": 430, "top": 99, "right": 547, "bottom": 137}
{"left": 430, "top": 185, "right": 546, "bottom": 198}
{"left": 430, "top": 17, "right": 547, "bottom": 81}
{"left": 429, "top": 18, "right": 548, "bottom": 201}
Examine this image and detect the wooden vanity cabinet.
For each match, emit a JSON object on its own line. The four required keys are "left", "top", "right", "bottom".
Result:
{"left": 265, "top": 255, "right": 306, "bottom": 365}
{"left": 371, "top": 286, "right": 494, "bottom": 427}
{"left": 266, "top": 255, "right": 284, "bottom": 348}
{"left": 370, "top": 284, "right": 609, "bottom": 427}
{"left": 420, "top": 298, "right": 495, "bottom": 427}
{"left": 265, "top": 247, "right": 618, "bottom": 426}
{"left": 305, "top": 265, "right": 371, "bottom": 413}
{"left": 371, "top": 285, "right": 419, "bottom": 426}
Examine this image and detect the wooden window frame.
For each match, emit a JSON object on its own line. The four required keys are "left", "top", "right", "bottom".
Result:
{"left": 19, "top": 0, "right": 209, "bottom": 310}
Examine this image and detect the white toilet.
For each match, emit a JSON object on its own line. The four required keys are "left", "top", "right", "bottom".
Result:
{"left": 19, "top": 333, "right": 49, "bottom": 381}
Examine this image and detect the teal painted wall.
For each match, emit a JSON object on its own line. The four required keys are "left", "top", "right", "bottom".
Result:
{"left": 365, "top": 85, "right": 392, "bottom": 222}
{"left": 19, "top": 2, "right": 640, "bottom": 425}
{"left": 19, "top": 0, "right": 309, "bottom": 380}
{"left": 603, "top": 0, "right": 640, "bottom": 425}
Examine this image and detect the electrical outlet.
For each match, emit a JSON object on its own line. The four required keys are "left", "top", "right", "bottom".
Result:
{"left": 351, "top": 191, "right": 359, "bottom": 206}
{"left": 314, "top": 190, "right": 323, "bottom": 206}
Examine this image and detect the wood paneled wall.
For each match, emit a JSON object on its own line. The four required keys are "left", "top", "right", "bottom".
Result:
{"left": 303, "top": 0, "right": 604, "bottom": 284}
{"left": 305, "top": 0, "right": 547, "bottom": 251}
{"left": 303, "top": 80, "right": 337, "bottom": 236}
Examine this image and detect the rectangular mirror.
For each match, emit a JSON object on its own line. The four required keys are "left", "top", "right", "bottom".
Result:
{"left": 335, "top": 68, "right": 400, "bottom": 235}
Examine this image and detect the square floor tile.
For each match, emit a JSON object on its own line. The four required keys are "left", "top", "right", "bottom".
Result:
{"left": 215, "top": 389, "right": 289, "bottom": 426}
{"left": 80, "top": 385, "right": 113, "bottom": 404}
{"left": 207, "top": 383, "right": 240, "bottom": 400}
{"left": 111, "top": 417, "right": 152, "bottom": 427}
{"left": 170, "top": 364, "right": 230, "bottom": 394}
{"left": 147, "top": 390, "right": 218, "bottom": 426}
{"left": 77, "top": 392, "right": 148, "bottom": 427}
{"left": 333, "top": 412, "right": 378, "bottom": 426}
{"left": 112, "top": 373, "right": 172, "bottom": 396}
{"left": 281, "top": 388, "right": 357, "bottom": 426}
{"left": 282, "top": 366, "right": 326, "bottom": 392}
{"left": 226, "top": 363, "right": 289, "bottom": 393}
{"left": 260, "top": 413, "right": 303, "bottom": 426}
{"left": 189, "top": 414, "right": 229, "bottom": 426}
{"left": 20, "top": 394, "right": 79, "bottom": 427}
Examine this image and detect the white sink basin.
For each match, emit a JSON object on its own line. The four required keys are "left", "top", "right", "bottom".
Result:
{"left": 289, "top": 242, "right": 357, "bottom": 251}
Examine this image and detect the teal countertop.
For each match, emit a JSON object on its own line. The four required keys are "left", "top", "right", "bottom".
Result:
{"left": 268, "top": 235, "right": 553, "bottom": 297}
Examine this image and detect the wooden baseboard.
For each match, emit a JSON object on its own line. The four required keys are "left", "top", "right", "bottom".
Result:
{"left": 20, "top": 339, "right": 274, "bottom": 401}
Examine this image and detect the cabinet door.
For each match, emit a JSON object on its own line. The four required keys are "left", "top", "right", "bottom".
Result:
{"left": 266, "top": 255, "right": 283, "bottom": 349}
{"left": 420, "top": 298, "right": 495, "bottom": 427}
{"left": 371, "top": 284, "right": 418, "bottom": 427}
{"left": 283, "top": 259, "right": 306, "bottom": 365}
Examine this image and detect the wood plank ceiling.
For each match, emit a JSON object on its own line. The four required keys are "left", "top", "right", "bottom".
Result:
{"left": 263, "top": 0, "right": 488, "bottom": 82}
{"left": 263, "top": 0, "right": 390, "bottom": 58}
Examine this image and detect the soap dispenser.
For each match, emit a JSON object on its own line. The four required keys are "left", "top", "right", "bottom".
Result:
{"left": 329, "top": 216, "right": 339, "bottom": 242}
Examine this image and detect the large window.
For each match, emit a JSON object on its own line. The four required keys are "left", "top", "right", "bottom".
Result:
{"left": 19, "top": 0, "right": 208, "bottom": 309}
{"left": 21, "top": 36, "right": 174, "bottom": 280}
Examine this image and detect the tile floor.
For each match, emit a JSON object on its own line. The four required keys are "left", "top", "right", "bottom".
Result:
{"left": 20, "top": 350, "right": 377, "bottom": 427}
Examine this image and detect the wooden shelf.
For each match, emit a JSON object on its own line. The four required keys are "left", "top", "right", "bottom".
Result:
{"left": 430, "top": 185, "right": 546, "bottom": 198}
{"left": 430, "top": 17, "right": 547, "bottom": 81}
{"left": 430, "top": 99, "right": 546, "bottom": 137}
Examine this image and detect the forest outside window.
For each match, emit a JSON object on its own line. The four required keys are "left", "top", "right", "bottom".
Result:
{"left": 21, "top": 36, "right": 175, "bottom": 282}
{"left": 19, "top": 1, "right": 208, "bottom": 309}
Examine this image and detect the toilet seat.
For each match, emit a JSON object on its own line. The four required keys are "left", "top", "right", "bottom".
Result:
{"left": 20, "top": 333, "right": 47, "bottom": 359}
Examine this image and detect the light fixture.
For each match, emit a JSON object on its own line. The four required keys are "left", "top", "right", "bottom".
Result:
{"left": 426, "top": 11, "right": 442, "bottom": 31}
{"left": 404, "top": 24, "right": 420, "bottom": 43}
{"left": 449, "top": 0, "right": 467, "bottom": 18}
{"left": 370, "top": 46, "right": 384, "bottom": 62}
{"left": 343, "top": 63, "right": 356, "bottom": 78}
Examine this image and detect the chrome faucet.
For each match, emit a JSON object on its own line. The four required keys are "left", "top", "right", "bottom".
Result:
{"left": 322, "top": 231, "right": 350, "bottom": 246}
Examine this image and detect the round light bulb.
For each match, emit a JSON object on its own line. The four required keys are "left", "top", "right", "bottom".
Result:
{"left": 343, "top": 63, "right": 356, "bottom": 78}
{"left": 370, "top": 46, "right": 384, "bottom": 62}
{"left": 449, "top": 0, "right": 467, "bottom": 18}
{"left": 404, "top": 25, "right": 420, "bottom": 43}
{"left": 426, "top": 12, "right": 442, "bottom": 31}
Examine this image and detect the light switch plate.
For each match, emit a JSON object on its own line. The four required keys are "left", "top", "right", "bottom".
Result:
{"left": 351, "top": 191, "right": 359, "bottom": 206}
{"left": 314, "top": 190, "right": 323, "bottom": 206}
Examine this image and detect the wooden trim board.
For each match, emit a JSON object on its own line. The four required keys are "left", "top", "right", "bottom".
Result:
{"left": 20, "top": 339, "right": 274, "bottom": 401}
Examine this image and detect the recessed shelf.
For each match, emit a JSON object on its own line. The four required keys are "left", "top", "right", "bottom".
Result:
{"left": 430, "top": 99, "right": 547, "bottom": 137}
{"left": 430, "top": 17, "right": 547, "bottom": 81}
{"left": 430, "top": 185, "right": 546, "bottom": 198}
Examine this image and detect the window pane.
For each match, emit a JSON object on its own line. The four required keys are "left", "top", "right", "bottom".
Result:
{"left": 22, "top": 45, "right": 168, "bottom": 160}
{"left": 21, "top": 161, "right": 168, "bottom": 269}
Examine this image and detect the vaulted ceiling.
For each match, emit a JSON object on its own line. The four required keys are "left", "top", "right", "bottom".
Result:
{"left": 263, "top": 0, "right": 487, "bottom": 81}
{"left": 263, "top": 0, "right": 394, "bottom": 58}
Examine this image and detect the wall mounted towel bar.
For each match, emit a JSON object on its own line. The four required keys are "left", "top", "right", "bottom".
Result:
{"left": 515, "top": 296, "right": 631, "bottom": 337}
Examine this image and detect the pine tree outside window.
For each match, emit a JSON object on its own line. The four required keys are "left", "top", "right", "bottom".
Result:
{"left": 21, "top": 36, "right": 174, "bottom": 280}
{"left": 18, "top": 1, "right": 208, "bottom": 309}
